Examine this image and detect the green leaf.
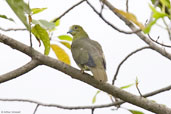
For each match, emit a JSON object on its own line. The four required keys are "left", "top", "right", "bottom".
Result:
{"left": 51, "top": 44, "right": 71, "bottom": 65}
{"left": 59, "top": 41, "right": 71, "bottom": 49}
{"left": 32, "top": 24, "right": 50, "bottom": 55}
{"left": 0, "top": 14, "right": 14, "bottom": 22}
{"left": 32, "top": 19, "right": 56, "bottom": 30}
{"left": 160, "top": 0, "right": 170, "bottom": 8}
{"left": 149, "top": 5, "right": 168, "bottom": 19}
{"left": 6, "top": 0, "right": 31, "bottom": 29}
{"left": 58, "top": 35, "right": 73, "bottom": 41}
{"left": 143, "top": 19, "right": 157, "bottom": 33}
{"left": 120, "top": 83, "right": 134, "bottom": 89}
{"left": 31, "top": 8, "right": 47, "bottom": 15}
{"left": 54, "top": 19, "right": 60, "bottom": 27}
{"left": 135, "top": 76, "right": 139, "bottom": 85}
{"left": 128, "top": 109, "right": 144, "bottom": 114}
{"left": 151, "top": 0, "right": 170, "bottom": 8}
{"left": 48, "top": 19, "right": 60, "bottom": 32}
{"left": 92, "top": 90, "right": 101, "bottom": 104}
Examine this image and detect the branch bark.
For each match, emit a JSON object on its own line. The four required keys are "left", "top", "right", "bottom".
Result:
{"left": 100, "top": 0, "right": 171, "bottom": 61}
{"left": 0, "top": 59, "right": 40, "bottom": 83}
{"left": 0, "top": 33, "right": 171, "bottom": 114}
{"left": 86, "top": 1, "right": 141, "bottom": 34}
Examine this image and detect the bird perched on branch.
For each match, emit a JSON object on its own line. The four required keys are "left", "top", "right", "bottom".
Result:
{"left": 68, "top": 25, "right": 108, "bottom": 82}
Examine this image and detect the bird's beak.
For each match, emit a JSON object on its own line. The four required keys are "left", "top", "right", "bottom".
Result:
{"left": 67, "top": 29, "right": 73, "bottom": 34}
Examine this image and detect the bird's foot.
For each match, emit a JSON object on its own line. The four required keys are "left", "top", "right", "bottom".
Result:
{"left": 81, "top": 69, "right": 84, "bottom": 74}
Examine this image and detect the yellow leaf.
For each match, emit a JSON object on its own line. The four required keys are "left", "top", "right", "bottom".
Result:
{"left": 115, "top": 9, "right": 145, "bottom": 30}
{"left": 51, "top": 44, "right": 70, "bottom": 65}
{"left": 59, "top": 41, "right": 71, "bottom": 49}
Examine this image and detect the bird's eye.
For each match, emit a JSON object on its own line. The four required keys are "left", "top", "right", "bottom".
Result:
{"left": 74, "top": 26, "right": 78, "bottom": 29}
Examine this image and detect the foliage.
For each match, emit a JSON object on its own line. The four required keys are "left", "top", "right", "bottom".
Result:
{"left": 6, "top": 0, "right": 31, "bottom": 29}
{"left": 128, "top": 109, "right": 144, "bottom": 114}
{"left": 5, "top": 0, "right": 71, "bottom": 63}
{"left": 31, "top": 24, "right": 50, "bottom": 55}
{"left": 0, "top": 14, "right": 14, "bottom": 22}
{"left": 92, "top": 90, "right": 101, "bottom": 104}
{"left": 31, "top": 8, "right": 47, "bottom": 14}
{"left": 58, "top": 35, "right": 73, "bottom": 41}
{"left": 144, "top": 0, "right": 171, "bottom": 33}
{"left": 2, "top": 0, "right": 171, "bottom": 114}
{"left": 115, "top": 9, "right": 145, "bottom": 30}
{"left": 120, "top": 83, "right": 134, "bottom": 89}
{"left": 51, "top": 44, "right": 71, "bottom": 65}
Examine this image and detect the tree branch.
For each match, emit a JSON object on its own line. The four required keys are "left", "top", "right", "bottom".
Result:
{"left": 148, "top": 34, "right": 171, "bottom": 48}
{"left": 0, "top": 27, "right": 26, "bottom": 31}
{"left": 0, "top": 33, "right": 171, "bottom": 114}
{"left": 126, "top": 0, "right": 129, "bottom": 12}
{"left": 52, "top": 0, "right": 86, "bottom": 22}
{"left": 0, "top": 84, "right": 171, "bottom": 111}
{"left": 112, "top": 46, "right": 150, "bottom": 85}
{"left": 101, "top": 0, "right": 171, "bottom": 61}
{"left": 143, "top": 84, "right": 171, "bottom": 97}
{"left": 0, "top": 98, "right": 116, "bottom": 110}
{"left": 0, "top": 59, "right": 40, "bottom": 83}
{"left": 33, "top": 104, "right": 39, "bottom": 114}
{"left": 86, "top": 0, "right": 141, "bottom": 34}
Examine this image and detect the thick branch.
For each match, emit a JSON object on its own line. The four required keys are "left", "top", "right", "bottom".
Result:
{"left": 0, "top": 33, "right": 171, "bottom": 114}
{"left": 0, "top": 59, "right": 40, "bottom": 83}
{"left": 101, "top": 0, "right": 171, "bottom": 60}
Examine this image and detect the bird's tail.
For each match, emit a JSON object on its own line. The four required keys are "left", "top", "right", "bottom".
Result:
{"left": 90, "top": 68, "right": 108, "bottom": 82}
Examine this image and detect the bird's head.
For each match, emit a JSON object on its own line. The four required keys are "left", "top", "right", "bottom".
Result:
{"left": 67, "top": 25, "right": 89, "bottom": 40}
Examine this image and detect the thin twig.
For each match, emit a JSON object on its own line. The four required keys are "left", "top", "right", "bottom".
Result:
{"left": 136, "top": 79, "right": 143, "bottom": 97}
{"left": 162, "top": 18, "right": 171, "bottom": 40}
{"left": 112, "top": 46, "right": 150, "bottom": 85}
{"left": 148, "top": 0, "right": 160, "bottom": 25}
{"left": 52, "top": 0, "right": 86, "bottom": 22}
{"left": 86, "top": 0, "right": 141, "bottom": 34}
{"left": 0, "top": 84, "right": 171, "bottom": 110}
{"left": 143, "top": 84, "right": 171, "bottom": 97}
{"left": 91, "top": 108, "right": 94, "bottom": 114}
{"left": 33, "top": 104, "right": 39, "bottom": 114}
{"left": 126, "top": 0, "right": 129, "bottom": 12}
{"left": 29, "top": 15, "right": 32, "bottom": 47}
{"left": 148, "top": 34, "right": 171, "bottom": 48}
{"left": 0, "top": 98, "right": 120, "bottom": 110}
{"left": 100, "top": 1, "right": 105, "bottom": 14}
{"left": 0, "top": 27, "right": 26, "bottom": 31}
{"left": 101, "top": 0, "right": 171, "bottom": 63}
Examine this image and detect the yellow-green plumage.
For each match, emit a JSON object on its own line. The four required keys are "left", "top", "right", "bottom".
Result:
{"left": 68, "top": 25, "right": 108, "bottom": 82}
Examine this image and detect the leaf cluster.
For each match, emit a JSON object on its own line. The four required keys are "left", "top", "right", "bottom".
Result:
{"left": 3, "top": 0, "right": 72, "bottom": 64}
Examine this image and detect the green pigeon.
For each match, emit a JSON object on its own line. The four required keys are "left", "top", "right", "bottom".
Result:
{"left": 68, "top": 25, "right": 108, "bottom": 82}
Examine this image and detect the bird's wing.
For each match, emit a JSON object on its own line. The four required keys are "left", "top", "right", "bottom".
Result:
{"left": 89, "top": 40, "right": 106, "bottom": 69}
{"left": 87, "top": 39, "right": 108, "bottom": 82}
{"left": 71, "top": 39, "right": 96, "bottom": 67}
